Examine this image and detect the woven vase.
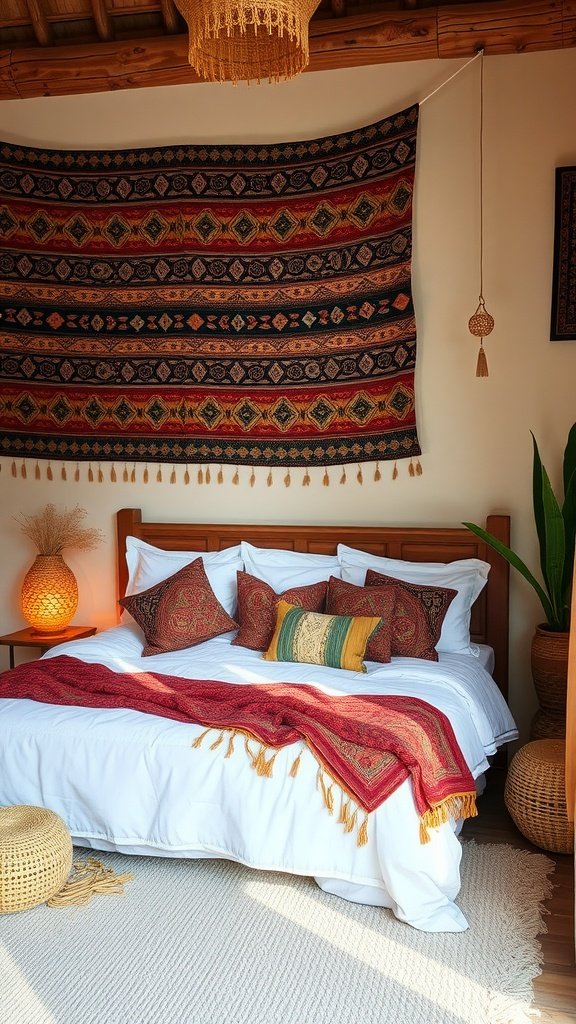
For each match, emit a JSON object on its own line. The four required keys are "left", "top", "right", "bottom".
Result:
{"left": 530, "top": 625, "right": 568, "bottom": 739}
{"left": 21, "top": 554, "right": 78, "bottom": 634}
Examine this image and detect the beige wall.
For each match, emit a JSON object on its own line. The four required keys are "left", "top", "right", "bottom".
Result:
{"left": 1, "top": 50, "right": 575, "bottom": 740}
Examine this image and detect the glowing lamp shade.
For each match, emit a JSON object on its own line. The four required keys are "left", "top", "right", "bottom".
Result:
{"left": 21, "top": 555, "right": 78, "bottom": 634}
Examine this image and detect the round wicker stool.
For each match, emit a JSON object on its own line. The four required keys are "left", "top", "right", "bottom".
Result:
{"left": 504, "top": 739, "right": 574, "bottom": 854}
{"left": 0, "top": 806, "right": 73, "bottom": 913}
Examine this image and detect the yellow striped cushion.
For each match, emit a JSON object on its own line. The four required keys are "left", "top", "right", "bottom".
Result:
{"left": 263, "top": 600, "right": 382, "bottom": 673}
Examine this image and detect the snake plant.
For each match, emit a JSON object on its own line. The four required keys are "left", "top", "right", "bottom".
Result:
{"left": 464, "top": 423, "right": 576, "bottom": 632}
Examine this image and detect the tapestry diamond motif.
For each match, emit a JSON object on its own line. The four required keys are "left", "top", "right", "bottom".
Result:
{"left": 0, "top": 105, "right": 421, "bottom": 469}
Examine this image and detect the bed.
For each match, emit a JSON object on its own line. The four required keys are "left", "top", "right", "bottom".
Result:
{"left": 0, "top": 509, "right": 517, "bottom": 933}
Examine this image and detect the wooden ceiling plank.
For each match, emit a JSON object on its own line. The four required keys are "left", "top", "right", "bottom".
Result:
{"left": 438, "top": 0, "right": 564, "bottom": 57}
{"left": 309, "top": 10, "right": 438, "bottom": 65}
{"left": 24, "top": 0, "right": 55, "bottom": 46}
{"left": 0, "top": 49, "right": 21, "bottom": 99}
{"left": 90, "top": 0, "right": 114, "bottom": 40}
{"left": 563, "top": 0, "right": 576, "bottom": 46}
{"left": 159, "top": 0, "right": 181, "bottom": 34}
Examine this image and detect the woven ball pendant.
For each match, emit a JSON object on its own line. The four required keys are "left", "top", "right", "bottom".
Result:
{"left": 468, "top": 297, "right": 494, "bottom": 377}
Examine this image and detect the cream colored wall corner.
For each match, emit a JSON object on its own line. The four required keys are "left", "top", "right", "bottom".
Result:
{"left": 1, "top": 51, "right": 575, "bottom": 741}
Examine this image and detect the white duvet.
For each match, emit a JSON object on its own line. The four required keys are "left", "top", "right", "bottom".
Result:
{"left": 0, "top": 624, "right": 517, "bottom": 932}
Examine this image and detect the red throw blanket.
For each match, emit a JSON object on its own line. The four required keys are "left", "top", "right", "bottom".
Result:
{"left": 0, "top": 655, "right": 476, "bottom": 839}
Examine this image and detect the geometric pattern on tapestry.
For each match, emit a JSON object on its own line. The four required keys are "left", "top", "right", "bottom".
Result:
{"left": 0, "top": 104, "right": 420, "bottom": 469}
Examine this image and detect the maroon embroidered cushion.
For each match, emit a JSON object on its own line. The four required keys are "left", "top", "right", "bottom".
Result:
{"left": 119, "top": 557, "right": 238, "bottom": 657}
{"left": 232, "top": 571, "right": 328, "bottom": 652}
{"left": 365, "top": 569, "right": 457, "bottom": 662}
{"left": 325, "top": 576, "right": 395, "bottom": 664}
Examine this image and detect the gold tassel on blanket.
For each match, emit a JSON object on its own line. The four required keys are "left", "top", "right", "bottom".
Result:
{"left": 419, "top": 792, "right": 478, "bottom": 844}
{"left": 47, "top": 857, "right": 133, "bottom": 907}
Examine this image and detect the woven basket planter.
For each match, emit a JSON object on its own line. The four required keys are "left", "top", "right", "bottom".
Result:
{"left": 504, "top": 739, "right": 573, "bottom": 854}
{"left": 0, "top": 805, "right": 73, "bottom": 913}
{"left": 530, "top": 626, "right": 568, "bottom": 739}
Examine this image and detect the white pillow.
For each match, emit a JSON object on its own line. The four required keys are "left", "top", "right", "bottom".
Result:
{"left": 337, "top": 544, "right": 490, "bottom": 655}
{"left": 124, "top": 536, "right": 242, "bottom": 618}
{"left": 240, "top": 541, "right": 341, "bottom": 593}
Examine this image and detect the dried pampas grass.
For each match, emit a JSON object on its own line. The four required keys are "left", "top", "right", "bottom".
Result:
{"left": 15, "top": 504, "right": 103, "bottom": 556}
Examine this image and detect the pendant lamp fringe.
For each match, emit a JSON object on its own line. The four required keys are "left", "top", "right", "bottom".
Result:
{"left": 340, "top": 467, "right": 347, "bottom": 485}
{"left": 218, "top": 465, "right": 224, "bottom": 485}
{"left": 110, "top": 464, "right": 117, "bottom": 482}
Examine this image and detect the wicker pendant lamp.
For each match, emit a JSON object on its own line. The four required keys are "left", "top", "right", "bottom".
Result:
{"left": 173, "top": 0, "right": 320, "bottom": 84}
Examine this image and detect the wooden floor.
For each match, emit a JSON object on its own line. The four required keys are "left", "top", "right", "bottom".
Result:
{"left": 462, "top": 769, "right": 575, "bottom": 1022}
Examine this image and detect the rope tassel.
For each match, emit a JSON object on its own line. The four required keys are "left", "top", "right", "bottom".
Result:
{"left": 47, "top": 858, "right": 133, "bottom": 907}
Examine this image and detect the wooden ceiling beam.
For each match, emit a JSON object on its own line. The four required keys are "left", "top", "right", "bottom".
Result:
{"left": 160, "top": 0, "right": 182, "bottom": 34}
{"left": 90, "top": 0, "right": 114, "bottom": 42}
{"left": 0, "top": 0, "right": 573, "bottom": 101}
{"left": 24, "top": 0, "right": 54, "bottom": 47}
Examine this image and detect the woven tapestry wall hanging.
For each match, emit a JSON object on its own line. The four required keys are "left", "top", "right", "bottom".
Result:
{"left": 0, "top": 104, "right": 420, "bottom": 474}
{"left": 551, "top": 166, "right": 576, "bottom": 341}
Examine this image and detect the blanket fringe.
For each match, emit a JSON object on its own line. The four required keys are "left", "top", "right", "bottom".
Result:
{"left": 191, "top": 732, "right": 476, "bottom": 849}
{"left": 192, "top": 727, "right": 371, "bottom": 847}
{"left": 47, "top": 858, "right": 133, "bottom": 907}
{"left": 419, "top": 792, "right": 478, "bottom": 843}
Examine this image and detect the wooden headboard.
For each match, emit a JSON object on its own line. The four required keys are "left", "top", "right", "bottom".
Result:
{"left": 117, "top": 509, "right": 510, "bottom": 700}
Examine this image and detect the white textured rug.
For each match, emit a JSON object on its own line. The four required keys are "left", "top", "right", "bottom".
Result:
{"left": 0, "top": 841, "right": 554, "bottom": 1024}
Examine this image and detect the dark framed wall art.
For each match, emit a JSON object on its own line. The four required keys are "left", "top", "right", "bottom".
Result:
{"left": 551, "top": 166, "right": 576, "bottom": 341}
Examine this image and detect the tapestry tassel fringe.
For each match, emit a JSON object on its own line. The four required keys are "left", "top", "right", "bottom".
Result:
{"left": 4, "top": 459, "right": 423, "bottom": 484}
{"left": 47, "top": 857, "right": 133, "bottom": 908}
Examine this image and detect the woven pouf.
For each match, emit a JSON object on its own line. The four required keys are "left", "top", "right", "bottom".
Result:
{"left": 504, "top": 739, "right": 574, "bottom": 854}
{"left": 0, "top": 805, "right": 73, "bottom": 913}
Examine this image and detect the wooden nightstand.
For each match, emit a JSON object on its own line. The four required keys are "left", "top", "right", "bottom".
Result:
{"left": 0, "top": 625, "right": 97, "bottom": 669}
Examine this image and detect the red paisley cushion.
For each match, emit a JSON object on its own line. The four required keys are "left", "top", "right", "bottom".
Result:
{"left": 119, "top": 557, "right": 238, "bottom": 657}
{"left": 325, "top": 576, "right": 396, "bottom": 663}
{"left": 232, "top": 570, "right": 328, "bottom": 652}
{"left": 365, "top": 569, "right": 457, "bottom": 661}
